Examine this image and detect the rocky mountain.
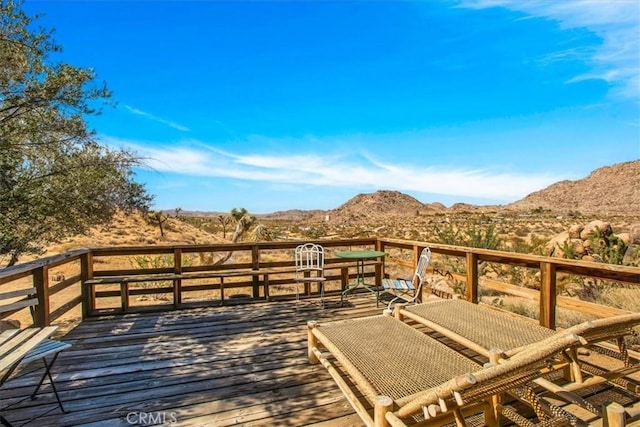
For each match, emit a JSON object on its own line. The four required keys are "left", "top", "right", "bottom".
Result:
{"left": 508, "top": 160, "right": 639, "bottom": 215}
{"left": 168, "top": 160, "right": 638, "bottom": 222}
{"left": 317, "top": 190, "right": 445, "bottom": 223}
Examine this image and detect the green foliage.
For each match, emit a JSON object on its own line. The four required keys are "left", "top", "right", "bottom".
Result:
{"left": 587, "top": 229, "right": 628, "bottom": 265}
{"left": 301, "top": 226, "right": 327, "bottom": 239}
{"left": 433, "top": 221, "right": 502, "bottom": 250}
{"left": 466, "top": 223, "right": 502, "bottom": 250}
{"left": 432, "top": 222, "right": 461, "bottom": 245}
{"left": 558, "top": 240, "right": 579, "bottom": 260}
{"left": 0, "top": 1, "right": 151, "bottom": 266}
{"left": 530, "top": 206, "right": 550, "bottom": 214}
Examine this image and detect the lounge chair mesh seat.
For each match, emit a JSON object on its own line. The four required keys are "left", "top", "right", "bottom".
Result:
{"left": 404, "top": 299, "right": 556, "bottom": 355}
{"left": 317, "top": 316, "right": 480, "bottom": 401}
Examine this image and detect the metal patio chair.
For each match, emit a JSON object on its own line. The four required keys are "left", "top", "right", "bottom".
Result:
{"left": 381, "top": 247, "right": 431, "bottom": 310}
{"left": 294, "top": 243, "right": 327, "bottom": 308}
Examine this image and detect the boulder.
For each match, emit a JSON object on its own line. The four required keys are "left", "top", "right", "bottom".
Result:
{"left": 623, "top": 244, "right": 639, "bottom": 266}
{"left": 582, "top": 254, "right": 603, "bottom": 263}
{"left": 580, "top": 220, "right": 612, "bottom": 240}
{"left": 545, "top": 231, "right": 570, "bottom": 257}
{"left": 630, "top": 224, "right": 640, "bottom": 245}
{"left": 570, "top": 239, "right": 586, "bottom": 256}
{"left": 568, "top": 224, "right": 584, "bottom": 239}
{"left": 617, "top": 233, "right": 630, "bottom": 245}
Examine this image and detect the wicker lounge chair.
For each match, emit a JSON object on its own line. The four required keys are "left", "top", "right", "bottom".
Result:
{"left": 393, "top": 299, "right": 640, "bottom": 416}
{"left": 307, "top": 314, "right": 584, "bottom": 426}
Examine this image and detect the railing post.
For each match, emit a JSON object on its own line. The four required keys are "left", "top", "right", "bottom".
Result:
{"left": 80, "top": 250, "right": 94, "bottom": 319}
{"left": 173, "top": 248, "right": 183, "bottom": 308}
{"left": 413, "top": 246, "right": 422, "bottom": 303}
{"left": 540, "top": 261, "right": 557, "bottom": 329}
{"left": 377, "top": 239, "right": 386, "bottom": 283}
{"left": 251, "top": 244, "right": 260, "bottom": 298}
{"left": 465, "top": 252, "right": 478, "bottom": 303}
{"left": 33, "top": 266, "right": 50, "bottom": 327}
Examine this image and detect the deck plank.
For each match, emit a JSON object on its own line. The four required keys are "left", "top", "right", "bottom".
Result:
{"left": 0, "top": 296, "right": 381, "bottom": 426}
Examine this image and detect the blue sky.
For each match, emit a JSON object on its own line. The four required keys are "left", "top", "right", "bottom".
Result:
{"left": 26, "top": 0, "right": 640, "bottom": 213}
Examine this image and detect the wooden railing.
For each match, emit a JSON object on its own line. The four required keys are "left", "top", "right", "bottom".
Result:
{"left": 378, "top": 238, "right": 640, "bottom": 329}
{"left": 1, "top": 238, "right": 638, "bottom": 330}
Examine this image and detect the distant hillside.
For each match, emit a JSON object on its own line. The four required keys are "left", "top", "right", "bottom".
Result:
{"left": 509, "top": 160, "right": 640, "bottom": 215}
{"left": 42, "top": 211, "right": 221, "bottom": 259}
{"left": 318, "top": 190, "right": 438, "bottom": 222}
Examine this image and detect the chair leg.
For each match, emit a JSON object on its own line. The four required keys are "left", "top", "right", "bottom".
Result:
{"left": 31, "top": 355, "right": 66, "bottom": 413}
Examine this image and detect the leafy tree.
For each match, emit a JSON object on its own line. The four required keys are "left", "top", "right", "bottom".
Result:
{"left": 0, "top": 1, "right": 151, "bottom": 266}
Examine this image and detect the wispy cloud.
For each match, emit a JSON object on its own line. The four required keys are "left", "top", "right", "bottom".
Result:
{"left": 123, "top": 105, "right": 190, "bottom": 132}
{"left": 102, "top": 135, "right": 561, "bottom": 202}
{"left": 457, "top": 0, "right": 640, "bottom": 99}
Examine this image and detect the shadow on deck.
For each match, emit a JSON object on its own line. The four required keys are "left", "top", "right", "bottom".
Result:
{"left": 1, "top": 293, "right": 639, "bottom": 426}
{"left": 1, "top": 294, "right": 383, "bottom": 426}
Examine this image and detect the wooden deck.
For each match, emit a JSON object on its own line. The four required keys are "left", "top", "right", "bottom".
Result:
{"left": 1, "top": 294, "right": 639, "bottom": 426}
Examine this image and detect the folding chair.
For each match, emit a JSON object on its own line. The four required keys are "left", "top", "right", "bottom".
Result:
{"left": 381, "top": 247, "right": 431, "bottom": 310}
{"left": 293, "top": 243, "right": 327, "bottom": 308}
{"left": 1, "top": 288, "right": 71, "bottom": 425}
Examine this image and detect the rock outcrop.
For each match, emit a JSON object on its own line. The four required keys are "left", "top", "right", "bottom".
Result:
{"left": 509, "top": 160, "right": 640, "bottom": 215}
{"left": 545, "top": 221, "right": 638, "bottom": 265}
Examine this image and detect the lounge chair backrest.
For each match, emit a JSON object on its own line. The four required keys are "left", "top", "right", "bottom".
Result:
{"left": 413, "top": 247, "right": 431, "bottom": 292}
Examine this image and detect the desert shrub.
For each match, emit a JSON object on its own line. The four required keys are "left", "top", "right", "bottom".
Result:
{"left": 301, "top": 226, "right": 327, "bottom": 239}
{"left": 558, "top": 240, "right": 579, "bottom": 260}
{"left": 433, "top": 221, "right": 502, "bottom": 250}
{"left": 432, "top": 222, "right": 461, "bottom": 246}
{"left": 466, "top": 223, "right": 502, "bottom": 250}
{"left": 587, "top": 229, "right": 627, "bottom": 265}
{"left": 130, "top": 254, "right": 194, "bottom": 289}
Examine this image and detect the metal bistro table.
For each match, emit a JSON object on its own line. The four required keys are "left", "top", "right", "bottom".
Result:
{"left": 336, "top": 250, "right": 385, "bottom": 307}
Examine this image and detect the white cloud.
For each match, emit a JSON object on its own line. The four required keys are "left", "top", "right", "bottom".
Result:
{"left": 123, "top": 105, "right": 190, "bottom": 132}
{"left": 458, "top": 0, "right": 640, "bottom": 99}
{"left": 102, "top": 135, "right": 561, "bottom": 202}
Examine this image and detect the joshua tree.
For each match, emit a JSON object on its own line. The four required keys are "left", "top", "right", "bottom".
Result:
{"left": 217, "top": 214, "right": 232, "bottom": 238}
{"left": 200, "top": 208, "right": 256, "bottom": 266}
{"left": 148, "top": 211, "right": 169, "bottom": 237}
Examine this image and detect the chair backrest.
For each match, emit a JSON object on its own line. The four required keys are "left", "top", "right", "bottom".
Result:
{"left": 412, "top": 247, "right": 431, "bottom": 291}
{"left": 0, "top": 287, "right": 38, "bottom": 328}
{"left": 295, "top": 243, "right": 325, "bottom": 276}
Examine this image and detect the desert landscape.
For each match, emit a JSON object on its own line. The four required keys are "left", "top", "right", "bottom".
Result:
{"left": 32, "top": 160, "right": 638, "bottom": 332}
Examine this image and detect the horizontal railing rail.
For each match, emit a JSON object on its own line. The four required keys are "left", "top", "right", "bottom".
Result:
{"left": 0, "top": 238, "right": 638, "bottom": 330}
{"left": 378, "top": 238, "right": 639, "bottom": 329}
